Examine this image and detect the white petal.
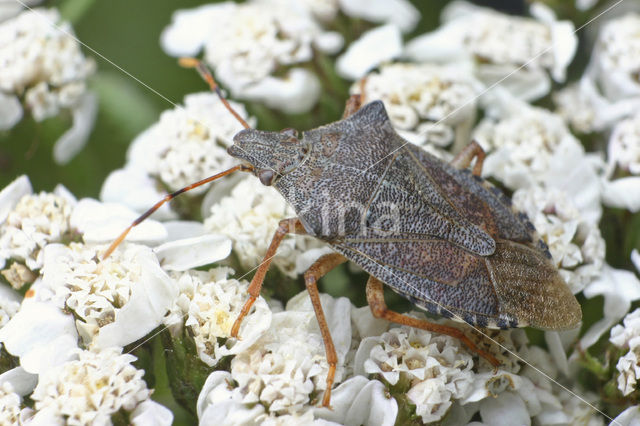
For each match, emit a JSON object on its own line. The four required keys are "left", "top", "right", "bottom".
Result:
{"left": 131, "top": 400, "right": 174, "bottom": 426}
{"left": 100, "top": 167, "right": 177, "bottom": 221}
{"left": 339, "top": 0, "right": 420, "bottom": 33}
{"left": 478, "top": 65, "right": 550, "bottom": 102}
{"left": 611, "top": 405, "right": 640, "bottom": 426}
{"left": 160, "top": 3, "right": 233, "bottom": 57}
{"left": 315, "top": 377, "right": 398, "bottom": 426}
{"left": 480, "top": 391, "right": 530, "bottom": 426}
{"left": 154, "top": 233, "right": 231, "bottom": 271}
{"left": 237, "top": 68, "right": 321, "bottom": 114}
{"left": 93, "top": 246, "right": 177, "bottom": 349}
{"left": 548, "top": 19, "right": 577, "bottom": 82}
{"left": 0, "top": 367, "right": 38, "bottom": 396}
{"left": 403, "top": 21, "right": 468, "bottom": 63}
{"left": 336, "top": 24, "right": 402, "bottom": 81}
{"left": 601, "top": 177, "right": 640, "bottom": 212}
{"left": 0, "top": 301, "right": 78, "bottom": 374}
{"left": 162, "top": 220, "right": 206, "bottom": 241}
{"left": 0, "top": 175, "right": 32, "bottom": 225}
{"left": 0, "top": 92, "right": 22, "bottom": 130}
{"left": 53, "top": 92, "right": 97, "bottom": 165}
{"left": 197, "top": 371, "right": 264, "bottom": 423}
{"left": 71, "top": 198, "right": 168, "bottom": 244}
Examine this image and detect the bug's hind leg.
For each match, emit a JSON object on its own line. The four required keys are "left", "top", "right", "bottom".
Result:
{"left": 450, "top": 140, "right": 486, "bottom": 176}
{"left": 365, "top": 275, "right": 500, "bottom": 368}
{"left": 303, "top": 253, "right": 347, "bottom": 407}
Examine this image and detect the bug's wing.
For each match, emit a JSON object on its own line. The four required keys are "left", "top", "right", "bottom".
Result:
{"left": 333, "top": 237, "right": 581, "bottom": 330}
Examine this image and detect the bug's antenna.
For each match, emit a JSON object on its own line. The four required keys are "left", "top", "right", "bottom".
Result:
{"left": 179, "top": 57, "right": 251, "bottom": 129}
{"left": 102, "top": 164, "right": 252, "bottom": 260}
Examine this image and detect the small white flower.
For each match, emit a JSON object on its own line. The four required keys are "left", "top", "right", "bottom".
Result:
{"left": 30, "top": 348, "right": 172, "bottom": 425}
{"left": 0, "top": 184, "right": 75, "bottom": 272}
{"left": 355, "top": 325, "right": 474, "bottom": 423}
{"left": 355, "top": 62, "right": 481, "bottom": 152}
{"left": 0, "top": 381, "right": 30, "bottom": 426}
{"left": 405, "top": 2, "right": 577, "bottom": 101}
{"left": 40, "top": 242, "right": 176, "bottom": 349}
{"left": 612, "top": 405, "right": 640, "bottom": 426}
{"left": 553, "top": 83, "right": 599, "bottom": 134}
{"left": 336, "top": 24, "right": 402, "bottom": 81}
{"left": 338, "top": 0, "right": 420, "bottom": 33}
{"left": 205, "top": 176, "right": 331, "bottom": 278}
{"left": 610, "top": 309, "right": 640, "bottom": 396}
{"left": 161, "top": 2, "right": 341, "bottom": 112}
{"left": 0, "top": 8, "right": 96, "bottom": 163}
{"left": 165, "top": 267, "right": 271, "bottom": 367}
{"left": 512, "top": 186, "right": 605, "bottom": 294}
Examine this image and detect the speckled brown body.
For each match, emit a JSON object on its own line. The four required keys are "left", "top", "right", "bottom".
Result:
{"left": 228, "top": 101, "right": 581, "bottom": 331}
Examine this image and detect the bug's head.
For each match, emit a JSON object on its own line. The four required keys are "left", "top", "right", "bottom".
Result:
{"left": 227, "top": 128, "right": 311, "bottom": 186}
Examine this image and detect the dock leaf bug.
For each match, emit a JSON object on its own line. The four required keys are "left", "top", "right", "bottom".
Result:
{"left": 103, "top": 58, "right": 581, "bottom": 408}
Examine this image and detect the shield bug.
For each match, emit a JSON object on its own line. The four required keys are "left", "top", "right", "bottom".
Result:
{"left": 103, "top": 58, "right": 581, "bottom": 408}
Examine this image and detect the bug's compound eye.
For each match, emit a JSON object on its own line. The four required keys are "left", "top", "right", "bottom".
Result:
{"left": 257, "top": 169, "right": 276, "bottom": 186}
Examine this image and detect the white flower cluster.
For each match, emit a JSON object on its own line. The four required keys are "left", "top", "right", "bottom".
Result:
{"left": 405, "top": 2, "right": 577, "bottom": 101}
{"left": 0, "top": 8, "right": 96, "bottom": 164}
{"left": 512, "top": 186, "right": 605, "bottom": 294}
{"left": 474, "top": 103, "right": 582, "bottom": 189}
{"left": 161, "top": 1, "right": 342, "bottom": 113}
{"left": 357, "top": 326, "right": 474, "bottom": 422}
{"left": 0, "top": 192, "right": 74, "bottom": 274}
{"left": 610, "top": 309, "right": 640, "bottom": 396}
{"left": 29, "top": 348, "right": 167, "bottom": 425}
{"left": 0, "top": 382, "right": 27, "bottom": 425}
{"left": 165, "top": 267, "right": 271, "bottom": 367}
{"left": 0, "top": 176, "right": 75, "bottom": 277}
{"left": 554, "top": 13, "right": 640, "bottom": 133}
{"left": 42, "top": 242, "right": 176, "bottom": 348}
{"left": 354, "top": 62, "right": 480, "bottom": 152}
{"left": 205, "top": 176, "right": 331, "bottom": 278}
{"left": 115, "top": 92, "right": 252, "bottom": 198}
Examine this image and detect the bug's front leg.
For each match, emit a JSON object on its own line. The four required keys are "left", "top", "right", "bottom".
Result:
{"left": 341, "top": 77, "right": 369, "bottom": 119}
{"left": 365, "top": 275, "right": 500, "bottom": 368}
{"left": 450, "top": 140, "right": 486, "bottom": 176}
{"left": 231, "top": 217, "right": 306, "bottom": 337}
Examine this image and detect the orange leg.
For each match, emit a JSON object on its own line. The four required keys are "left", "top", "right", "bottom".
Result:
{"left": 303, "top": 253, "right": 347, "bottom": 407}
{"left": 450, "top": 140, "right": 486, "bottom": 177}
{"left": 231, "top": 218, "right": 306, "bottom": 337}
{"left": 366, "top": 275, "right": 500, "bottom": 368}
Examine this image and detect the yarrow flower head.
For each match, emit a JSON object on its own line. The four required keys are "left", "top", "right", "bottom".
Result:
{"left": 405, "top": 1, "right": 577, "bottom": 101}
{"left": 40, "top": 242, "right": 176, "bottom": 349}
{"left": 512, "top": 186, "right": 605, "bottom": 294}
{"left": 608, "top": 112, "right": 640, "bottom": 175}
{"left": 355, "top": 62, "right": 480, "bottom": 152}
{"left": 0, "top": 176, "right": 75, "bottom": 275}
{"left": 124, "top": 92, "right": 252, "bottom": 195}
{"left": 161, "top": 1, "right": 342, "bottom": 113}
{"left": 205, "top": 176, "right": 330, "bottom": 278}
{"left": 0, "top": 8, "right": 96, "bottom": 164}
{"left": 28, "top": 347, "right": 172, "bottom": 425}
{"left": 164, "top": 267, "right": 271, "bottom": 367}
{"left": 197, "top": 292, "right": 353, "bottom": 421}
{"left": 356, "top": 325, "right": 475, "bottom": 423}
